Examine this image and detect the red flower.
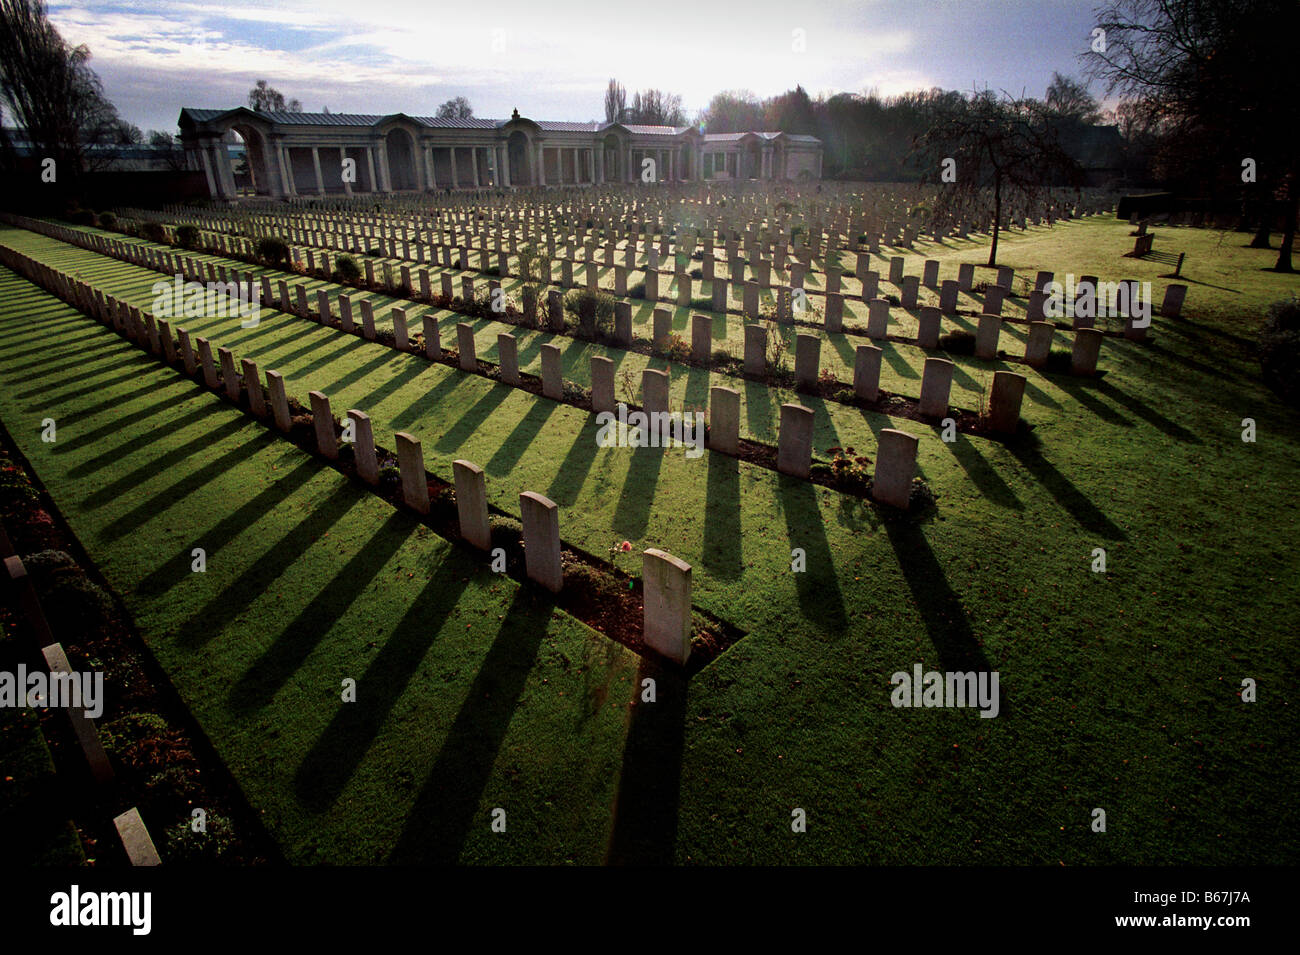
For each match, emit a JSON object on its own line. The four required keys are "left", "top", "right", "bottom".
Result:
{"left": 619, "top": 540, "right": 632, "bottom": 552}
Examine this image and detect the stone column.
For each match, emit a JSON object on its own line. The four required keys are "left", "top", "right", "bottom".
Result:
{"left": 449, "top": 147, "right": 459, "bottom": 189}
{"left": 471, "top": 146, "right": 480, "bottom": 187}
{"left": 311, "top": 147, "right": 326, "bottom": 196}
{"left": 424, "top": 144, "right": 437, "bottom": 188}
{"left": 278, "top": 143, "right": 296, "bottom": 196}
{"left": 196, "top": 143, "right": 218, "bottom": 197}
{"left": 366, "top": 147, "right": 377, "bottom": 193}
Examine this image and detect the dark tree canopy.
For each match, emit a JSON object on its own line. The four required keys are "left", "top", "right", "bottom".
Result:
{"left": 911, "top": 89, "right": 1084, "bottom": 266}
{"left": 248, "top": 79, "right": 302, "bottom": 113}
{"left": 435, "top": 96, "right": 473, "bottom": 120}
{"left": 0, "top": 0, "right": 131, "bottom": 189}
{"left": 1085, "top": 0, "right": 1300, "bottom": 270}
{"left": 603, "top": 79, "right": 626, "bottom": 124}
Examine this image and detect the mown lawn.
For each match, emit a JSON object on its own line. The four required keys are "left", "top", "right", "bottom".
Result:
{"left": 2, "top": 211, "right": 1298, "bottom": 864}
{"left": 0, "top": 270, "right": 642, "bottom": 863}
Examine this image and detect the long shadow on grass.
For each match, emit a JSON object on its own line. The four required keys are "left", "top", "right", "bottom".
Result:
{"left": 702, "top": 453, "right": 743, "bottom": 578}
{"left": 177, "top": 481, "right": 365, "bottom": 649}
{"left": 485, "top": 402, "right": 558, "bottom": 476}
{"left": 1046, "top": 374, "right": 1134, "bottom": 427}
{"left": 21, "top": 364, "right": 151, "bottom": 406}
{"left": 1093, "top": 378, "right": 1203, "bottom": 444}
{"left": 228, "top": 511, "right": 414, "bottom": 714}
{"left": 5, "top": 349, "right": 141, "bottom": 382}
{"left": 883, "top": 518, "right": 997, "bottom": 684}
{"left": 547, "top": 420, "right": 601, "bottom": 507}
{"left": 99, "top": 428, "right": 276, "bottom": 542}
{"left": 74, "top": 413, "right": 248, "bottom": 496}
{"left": 434, "top": 383, "right": 511, "bottom": 453}
{"left": 389, "top": 367, "right": 473, "bottom": 433}
{"left": 1003, "top": 435, "right": 1128, "bottom": 540}
{"left": 776, "top": 476, "right": 848, "bottom": 632}
{"left": 46, "top": 378, "right": 187, "bottom": 448}
{"left": 133, "top": 456, "right": 319, "bottom": 597}
{"left": 606, "top": 656, "right": 688, "bottom": 865}
{"left": 382, "top": 585, "right": 548, "bottom": 863}
{"left": 612, "top": 441, "right": 667, "bottom": 541}
{"left": 949, "top": 436, "right": 1023, "bottom": 510}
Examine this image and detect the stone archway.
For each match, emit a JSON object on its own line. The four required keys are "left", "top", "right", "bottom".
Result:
{"left": 385, "top": 128, "right": 418, "bottom": 191}
{"left": 508, "top": 130, "right": 532, "bottom": 186}
{"left": 602, "top": 133, "right": 622, "bottom": 183}
{"left": 743, "top": 140, "right": 762, "bottom": 180}
{"left": 229, "top": 122, "right": 273, "bottom": 196}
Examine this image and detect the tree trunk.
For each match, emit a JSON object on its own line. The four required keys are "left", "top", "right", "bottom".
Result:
{"left": 1249, "top": 198, "right": 1272, "bottom": 247}
{"left": 1273, "top": 195, "right": 1296, "bottom": 272}
{"left": 987, "top": 175, "right": 1002, "bottom": 267}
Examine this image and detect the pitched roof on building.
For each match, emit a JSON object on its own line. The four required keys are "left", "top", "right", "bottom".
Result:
{"left": 178, "top": 108, "right": 820, "bottom": 146}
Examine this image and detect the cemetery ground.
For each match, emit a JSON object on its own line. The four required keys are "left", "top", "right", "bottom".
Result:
{"left": 1, "top": 209, "right": 1297, "bottom": 865}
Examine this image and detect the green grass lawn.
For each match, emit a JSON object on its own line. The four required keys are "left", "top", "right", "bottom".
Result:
{"left": 2, "top": 211, "right": 1298, "bottom": 864}
{"left": 0, "top": 270, "right": 643, "bottom": 863}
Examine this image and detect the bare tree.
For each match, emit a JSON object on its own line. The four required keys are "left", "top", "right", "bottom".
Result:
{"left": 1085, "top": 0, "right": 1300, "bottom": 271}
{"left": 248, "top": 79, "right": 302, "bottom": 112}
{"left": 436, "top": 96, "right": 473, "bottom": 120}
{"left": 1045, "top": 72, "right": 1102, "bottom": 124}
{"left": 625, "top": 88, "right": 686, "bottom": 126}
{"left": 912, "top": 89, "right": 1083, "bottom": 266}
{"left": 0, "top": 0, "right": 123, "bottom": 191}
{"left": 603, "top": 78, "right": 626, "bottom": 124}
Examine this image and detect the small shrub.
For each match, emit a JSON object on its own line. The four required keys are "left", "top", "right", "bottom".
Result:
{"left": 1044, "top": 348, "right": 1074, "bottom": 374}
{"left": 163, "top": 810, "right": 240, "bottom": 863}
{"left": 564, "top": 288, "right": 615, "bottom": 338}
{"left": 141, "top": 221, "right": 168, "bottom": 244}
{"left": 97, "top": 212, "right": 117, "bottom": 231}
{"left": 652, "top": 334, "right": 691, "bottom": 363}
{"left": 254, "top": 236, "right": 289, "bottom": 265}
{"left": 66, "top": 208, "right": 96, "bottom": 226}
{"left": 174, "top": 224, "right": 200, "bottom": 249}
{"left": 628, "top": 280, "right": 646, "bottom": 300}
{"left": 938, "top": 330, "right": 976, "bottom": 355}
{"left": 1259, "top": 296, "right": 1300, "bottom": 405}
{"left": 334, "top": 254, "right": 361, "bottom": 284}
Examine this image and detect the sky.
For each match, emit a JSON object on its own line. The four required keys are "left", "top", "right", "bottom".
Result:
{"left": 46, "top": 0, "right": 1114, "bottom": 135}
